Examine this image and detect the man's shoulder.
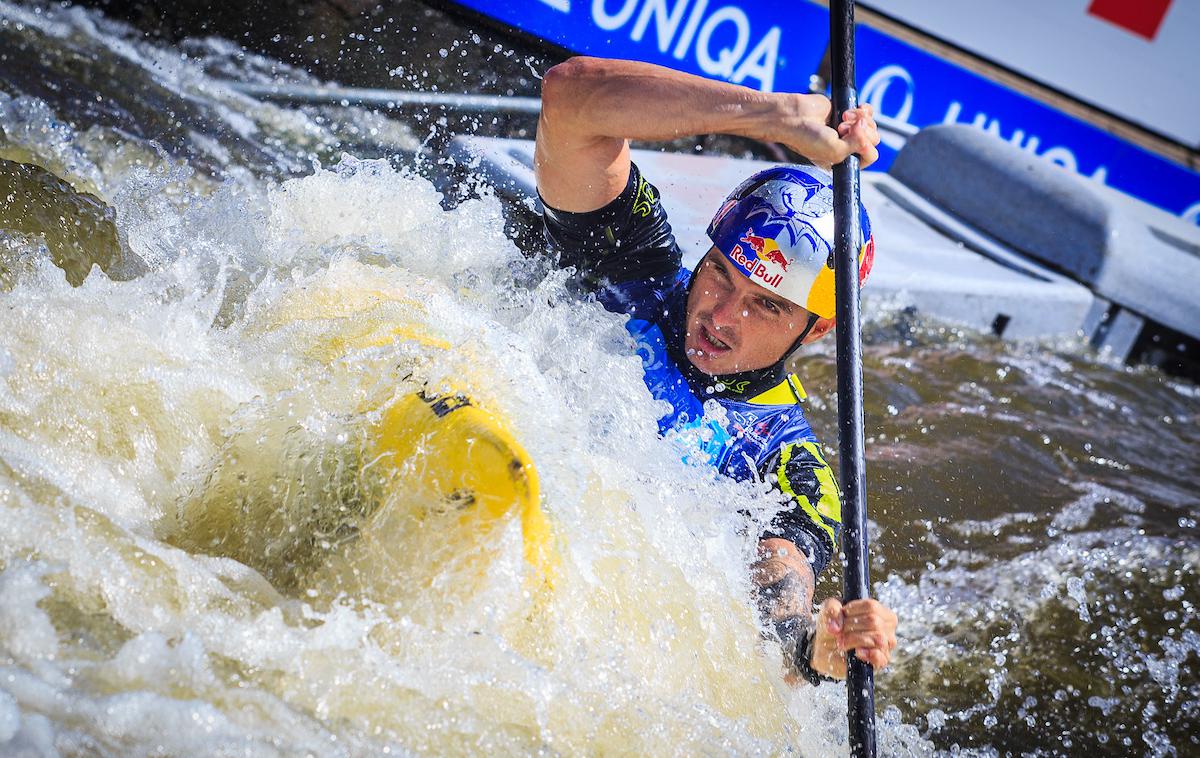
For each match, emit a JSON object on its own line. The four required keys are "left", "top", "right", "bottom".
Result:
{"left": 541, "top": 162, "right": 683, "bottom": 291}
{"left": 630, "top": 168, "right": 660, "bottom": 219}
{"left": 601, "top": 265, "right": 689, "bottom": 320}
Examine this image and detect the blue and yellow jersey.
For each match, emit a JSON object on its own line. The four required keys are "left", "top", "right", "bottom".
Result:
{"left": 542, "top": 164, "right": 843, "bottom": 576}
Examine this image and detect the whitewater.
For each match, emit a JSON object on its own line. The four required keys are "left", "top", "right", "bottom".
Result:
{"left": 1, "top": 2, "right": 1196, "bottom": 755}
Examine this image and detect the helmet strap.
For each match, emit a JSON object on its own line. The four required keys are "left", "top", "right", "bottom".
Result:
{"left": 787, "top": 311, "right": 821, "bottom": 355}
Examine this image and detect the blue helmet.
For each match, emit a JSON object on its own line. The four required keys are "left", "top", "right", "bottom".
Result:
{"left": 706, "top": 165, "right": 874, "bottom": 319}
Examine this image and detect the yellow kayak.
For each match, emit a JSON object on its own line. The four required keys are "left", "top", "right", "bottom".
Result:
{"left": 174, "top": 265, "right": 556, "bottom": 599}
{"left": 367, "top": 389, "right": 554, "bottom": 582}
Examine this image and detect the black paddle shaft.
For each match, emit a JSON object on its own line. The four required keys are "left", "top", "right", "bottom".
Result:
{"left": 829, "top": 1, "right": 877, "bottom": 756}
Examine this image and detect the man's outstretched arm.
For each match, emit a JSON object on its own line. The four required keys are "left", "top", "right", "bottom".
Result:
{"left": 753, "top": 538, "right": 897, "bottom": 682}
{"left": 535, "top": 56, "right": 879, "bottom": 214}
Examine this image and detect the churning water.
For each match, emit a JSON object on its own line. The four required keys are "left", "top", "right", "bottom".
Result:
{"left": 0, "top": 3, "right": 1196, "bottom": 755}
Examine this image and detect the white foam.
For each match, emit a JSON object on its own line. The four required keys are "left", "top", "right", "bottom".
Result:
{"left": 0, "top": 151, "right": 877, "bottom": 752}
{"left": 0, "top": 4, "right": 946, "bottom": 751}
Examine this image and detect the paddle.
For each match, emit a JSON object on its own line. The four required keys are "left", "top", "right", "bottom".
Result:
{"left": 829, "top": 1, "right": 877, "bottom": 756}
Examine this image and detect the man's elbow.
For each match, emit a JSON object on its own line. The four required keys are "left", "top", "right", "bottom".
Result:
{"left": 543, "top": 56, "right": 605, "bottom": 91}
{"left": 758, "top": 537, "right": 813, "bottom": 575}
{"left": 540, "top": 56, "right": 606, "bottom": 121}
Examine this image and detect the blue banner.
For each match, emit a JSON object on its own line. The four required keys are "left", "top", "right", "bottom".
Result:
{"left": 449, "top": 0, "right": 827, "bottom": 95}
{"left": 447, "top": 0, "right": 1200, "bottom": 226}
{"left": 855, "top": 24, "right": 1200, "bottom": 226}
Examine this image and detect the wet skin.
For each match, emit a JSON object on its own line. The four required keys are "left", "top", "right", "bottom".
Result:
{"left": 683, "top": 248, "right": 833, "bottom": 375}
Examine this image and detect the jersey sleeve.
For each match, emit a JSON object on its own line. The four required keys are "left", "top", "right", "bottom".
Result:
{"left": 540, "top": 162, "right": 682, "bottom": 293}
{"left": 760, "top": 440, "right": 843, "bottom": 577}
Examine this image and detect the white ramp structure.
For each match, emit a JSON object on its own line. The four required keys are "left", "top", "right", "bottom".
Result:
{"left": 451, "top": 126, "right": 1200, "bottom": 374}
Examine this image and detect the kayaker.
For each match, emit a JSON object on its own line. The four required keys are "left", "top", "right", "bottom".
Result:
{"left": 535, "top": 56, "right": 897, "bottom": 684}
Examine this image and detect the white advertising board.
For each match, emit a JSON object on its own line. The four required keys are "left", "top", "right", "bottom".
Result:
{"left": 861, "top": 0, "right": 1200, "bottom": 147}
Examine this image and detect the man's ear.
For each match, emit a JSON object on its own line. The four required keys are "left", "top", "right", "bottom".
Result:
{"left": 801, "top": 317, "right": 836, "bottom": 344}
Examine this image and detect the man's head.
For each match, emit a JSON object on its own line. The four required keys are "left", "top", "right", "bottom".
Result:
{"left": 684, "top": 249, "right": 830, "bottom": 374}
{"left": 683, "top": 165, "right": 874, "bottom": 375}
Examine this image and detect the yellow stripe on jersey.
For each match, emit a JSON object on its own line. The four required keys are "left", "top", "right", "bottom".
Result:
{"left": 775, "top": 441, "right": 842, "bottom": 547}
{"left": 747, "top": 374, "right": 807, "bottom": 405}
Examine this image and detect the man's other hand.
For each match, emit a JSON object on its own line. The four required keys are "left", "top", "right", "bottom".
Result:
{"left": 809, "top": 596, "right": 897, "bottom": 678}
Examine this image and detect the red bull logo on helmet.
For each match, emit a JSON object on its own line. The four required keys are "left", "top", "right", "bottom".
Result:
{"left": 707, "top": 164, "right": 874, "bottom": 316}
{"left": 740, "top": 229, "right": 792, "bottom": 272}
{"left": 727, "top": 243, "right": 784, "bottom": 289}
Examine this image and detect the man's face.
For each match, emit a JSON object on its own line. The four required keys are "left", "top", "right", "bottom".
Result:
{"left": 684, "top": 248, "right": 818, "bottom": 376}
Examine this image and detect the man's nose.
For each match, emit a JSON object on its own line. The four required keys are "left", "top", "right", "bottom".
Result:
{"left": 709, "top": 293, "right": 743, "bottom": 329}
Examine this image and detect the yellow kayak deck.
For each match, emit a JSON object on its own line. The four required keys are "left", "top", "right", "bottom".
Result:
{"left": 367, "top": 391, "right": 554, "bottom": 583}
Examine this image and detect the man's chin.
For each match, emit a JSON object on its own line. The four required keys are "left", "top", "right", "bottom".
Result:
{"left": 686, "top": 350, "right": 732, "bottom": 376}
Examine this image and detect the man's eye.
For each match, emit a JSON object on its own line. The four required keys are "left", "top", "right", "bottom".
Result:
{"left": 760, "top": 298, "right": 781, "bottom": 314}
